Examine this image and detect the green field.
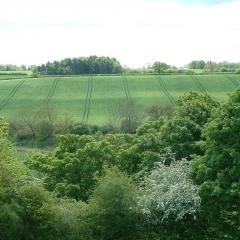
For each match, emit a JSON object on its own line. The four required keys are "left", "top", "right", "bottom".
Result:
{"left": 0, "top": 74, "right": 239, "bottom": 125}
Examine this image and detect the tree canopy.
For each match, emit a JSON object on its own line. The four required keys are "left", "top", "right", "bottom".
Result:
{"left": 36, "top": 56, "right": 123, "bottom": 75}
{"left": 192, "top": 89, "right": 240, "bottom": 239}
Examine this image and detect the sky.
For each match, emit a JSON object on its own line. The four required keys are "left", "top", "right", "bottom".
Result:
{"left": 0, "top": 0, "right": 240, "bottom": 67}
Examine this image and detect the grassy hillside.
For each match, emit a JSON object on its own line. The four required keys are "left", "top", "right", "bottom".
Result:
{"left": 0, "top": 74, "right": 239, "bottom": 125}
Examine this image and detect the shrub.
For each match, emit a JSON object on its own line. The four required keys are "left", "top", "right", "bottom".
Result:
{"left": 86, "top": 167, "right": 139, "bottom": 240}
{"left": 235, "top": 68, "right": 240, "bottom": 74}
{"left": 100, "top": 123, "right": 119, "bottom": 134}
{"left": 138, "top": 160, "right": 201, "bottom": 239}
{"left": 120, "top": 118, "right": 139, "bottom": 133}
{"left": 70, "top": 123, "right": 100, "bottom": 135}
{"left": 146, "top": 104, "right": 174, "bottom": 120}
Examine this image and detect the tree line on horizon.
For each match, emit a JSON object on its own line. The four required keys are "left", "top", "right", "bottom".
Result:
{"left": 187, "top": 60, "right": 240, "bottom": 72}
{"left": 1, "top": 57, "right": 240, "bottom": 75}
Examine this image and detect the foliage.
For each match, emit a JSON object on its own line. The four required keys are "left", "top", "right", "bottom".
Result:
{"left": 0, "top": 119, "right": 64, "bottom": 240}
{"left": 152, "top": 62, "right": 170, "bottom": 74}
{"left": 146, "top": 104, "right": 174, "bottom": 120}
{"left": 160, "top": 92, "right": 219, "bottom": 159}
{"left": 188, "top": 60, "right": 240, "bottom": 72}
{"left": 70, "top": 123, "right": 100, "bottom": 135}
{"left": 188, "top": 60, "right": 206, "bottom": 69}
{"left": 9, "top": 106, "right": 57, "bottom": 147}
{"left": 120, "top": 117, "right": 140, "bottom": 133}
{"left": 53, "top": 199, "right": 91, "bottom": 240}
{"left": 138, "top": 160, "right": 201, "bottom": 239}
{"left": 2, "top": 87, "right": 239, "bottom": 239}
{"left": 86, "top": 167, "right": 139, "bottom": 240}
{"left": 139, "top": 160, "right": 200, "bottom": 222}
{"left": 136, "top": 119, "right": 165, "bottom": 136}
{"left": 26, "top": 134, "right": 117, "bottom": 200}
{"left": 161, "top": 116, "right": 202, "bottom": 159}
{"left": 0, "top": 119, "right": 22, "bottom": 187}
{"left": 16, "top": 185, "right": 60, "bottom": 240}
{"left": 177, "top": 92, "right": 220, "bottom": 126}
{"left": 236, "top": 68, "right": 240, "bottom": 74}
{"left": 37, "top": 55, "right": 123, "bottom": 75}
{"left": 192, "top": 88, "right": 240, "bottom": 238}
{"left": 27, "top": 126, "right": 170, "bottom": 199}
{"left": 0, "top": 64, "right": 28, "bottom": 71}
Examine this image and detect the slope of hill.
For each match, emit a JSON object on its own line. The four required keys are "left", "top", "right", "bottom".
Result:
{"left": 0, "top": 74, "right": 239, "bottom": 125}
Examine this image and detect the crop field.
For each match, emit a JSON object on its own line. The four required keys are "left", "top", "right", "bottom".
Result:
{"left": 0, "top": 74, "right": 239, "bottom": 125}
{"left": 0, "top": 75, "right": 30, "bottom": 81}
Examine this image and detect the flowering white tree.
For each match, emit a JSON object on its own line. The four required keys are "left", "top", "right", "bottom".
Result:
{"left": 138, "top": 160, "right": 200, "bottom": 225}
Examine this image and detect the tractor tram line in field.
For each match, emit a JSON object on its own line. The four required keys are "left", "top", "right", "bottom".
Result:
{"left": 105, "top": 77, "right": 117, "bottom": 120}
{"left": 45, "top": 77, "right": 60, "bottom": 105}
{"left": 225, "top": 75, "right": 239, "bottom": 89}
{"left": 0, "top": 79, "right": 25, "bottom": 111}
{"left": 82, "top": 76, "right": 93, "bottom": 124}
{"left": 122, "top": 74, "right": 136, "bottom": 119}
{"left": 0, "top": 77, "right": 28, "bottom": 81}
{"left": 155, "top": 75, "right": 177, "bottom": 105}
{"left": 190, "top": 75, "right": 206, "bottom": 94}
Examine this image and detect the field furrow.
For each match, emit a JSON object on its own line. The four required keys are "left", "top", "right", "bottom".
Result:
{"left": 190, "top": 75, "right": 206, "bottom": 94}
{"left": 82, "top": 76, "right": 94, "bottom": 124}
{"left": 85, "top": 76, "right": 93, "bottom": 123}
{"left": 156, "top": 75, "right": 177, "bottom": 105}
{"left": 225, "top": 75, "right": 239, "bottom": 89}
{"left": 45, "top": 78, "right": 60, "bottom": 105}
{"left": 122, "top": 74, "right": 136, "bottom": 119}
{"left": 0, "top": 79, "right": 25, "bottom": 111}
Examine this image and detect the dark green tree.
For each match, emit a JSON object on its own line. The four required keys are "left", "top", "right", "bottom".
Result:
{"left": 152, "top": 61, "right": 169, "bottom": 74}
{"left": 160, "top": 92, "right": 219, "bottom": 159}
{"left": 192, "top": 89, "right": 240, "bottom": 239}
{"left": 37, "top": 56, "right": 123, "bottom": 75}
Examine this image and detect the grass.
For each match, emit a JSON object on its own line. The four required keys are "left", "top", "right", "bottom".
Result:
{"left": 0, "top": 74, "right": 239, "bottom": 125}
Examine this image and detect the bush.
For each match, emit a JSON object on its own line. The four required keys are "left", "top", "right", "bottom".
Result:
{"left": 138, "top": 160, "right": 201, "bottom": 239}
{"left": 235, "top": 68, "right": 240, "bottom": 74}
{"left": 220, "top": 67, "right": 228, "bottom": 72}
{"left": 146, "top": 104, "right": 174, "bottom": 120}
{"left": 100, "top": 123, "right": 119, "bottom": 134}
{"left": 70, "top": 123, "right": 100, "bottom": 135}
{"left": 86, "top": 167, "right": 139, "bottom": 240}
{"left": 120, "top": 118, "right": 139, "bottom": 133}
{"left": 37, "top": 121, "right": 55, "bottom": 141}
{"left": 9, "top": 106, "right": 58, "bottom": 147}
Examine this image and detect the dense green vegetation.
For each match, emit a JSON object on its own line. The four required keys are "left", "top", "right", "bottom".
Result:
{"left": 36, "top": 56, "right": 123, "bottom": 75}
{"left": 1, "top": 88, "right": 239, "bottom": 239}
{"left": 187, "top": 60, "right": 240, "bottom": 73}
{"left": 0, "top": 74, "right": 239, "bottom": 126}
{"left": 0, "top": 64, "right": 29, "bottom": 71}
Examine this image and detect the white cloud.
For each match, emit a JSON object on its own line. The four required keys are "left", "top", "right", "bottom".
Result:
{"left": 0, "top": 0, "right": 240, "bottom": 67}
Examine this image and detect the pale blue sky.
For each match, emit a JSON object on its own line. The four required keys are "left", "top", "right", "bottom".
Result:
{"left": 0, "top": 0, "right": 240, "bottom": 67}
